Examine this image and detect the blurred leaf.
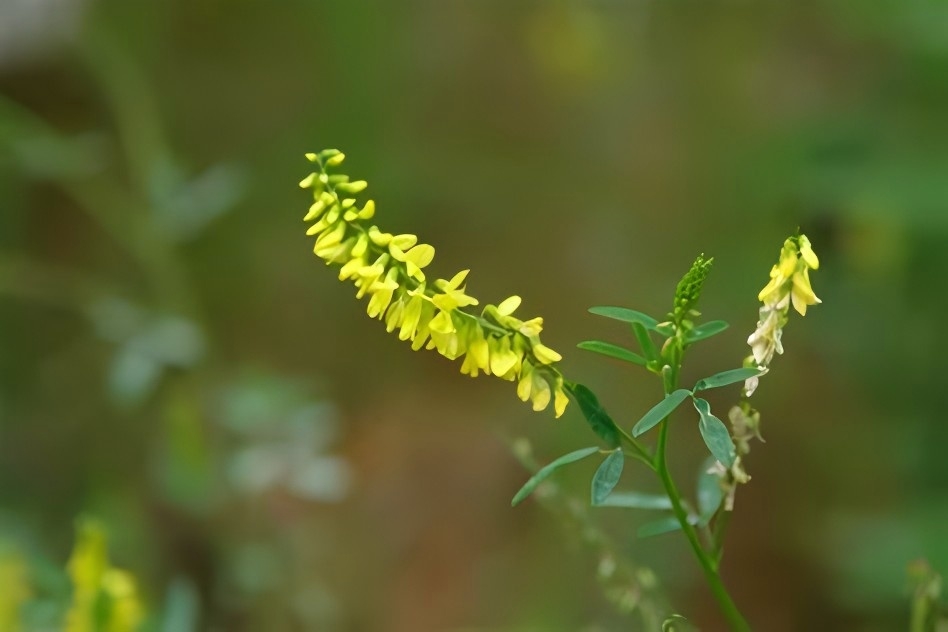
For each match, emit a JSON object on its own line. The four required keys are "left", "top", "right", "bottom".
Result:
{"left": 685, "top": 320, "right": 729, "bottom": 344}
{"left": 632, "top": 389, "right": 692, "bottom": 437}
{"left": 107, "top": 346, "right": 163, "bottom": 407}
{"left": 577, "top": 340, "right": 647, "bottom": 366}
{"left": 566, "top": 383, "right": 621, "bottom": 448}
{"left": 694, "top": 367, "right": 763, "bottom": 392}
{"left": 696, "top": 457, "right": 724, "bottom": 525}
{"left": 588, "top": 306, "right": 660, "bottom": 330}
{"left": 511, "top": 447, "right": 600, "bottom": 507}
{"left": 637, "top": 517, "right": 685, "bottom": 539}
{"left": 153, "top": 163, "right": 246, "bottom": 243}
{"left": 286, "top": 456, "right": 351, "bottom": 502}
{"left": 595, "top": 491, "right": 672, "bottom": 510}
{"left": 160, "top": 578, "right": 199, "bottom": 632}
{"left": 694, "top": 398, "right": 737, "bottom": 468}
{"left": 591, "top": 450, "right": 624, "bottom": 506}
{"left": 663, "top": 614, "right": 695, "bottom": 632}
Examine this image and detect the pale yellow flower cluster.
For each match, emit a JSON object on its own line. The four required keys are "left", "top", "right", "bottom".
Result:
{"left": 301, "top": 149, "right": 569, "bottom": 417}
{"left": 744, "top": 234, "right": 821, "bottom": 396}
{"left": 65, "top": 521, "right": 144, "bottom": 632}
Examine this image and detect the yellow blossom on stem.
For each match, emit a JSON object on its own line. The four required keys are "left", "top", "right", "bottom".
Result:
{"left": 744, "top": 233, "right": 822, "bottom": 396}
{"left": 301, "top": 149, "right": 568, "bottom": 417}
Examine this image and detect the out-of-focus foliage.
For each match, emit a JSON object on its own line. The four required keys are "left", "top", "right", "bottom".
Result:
{"left": 2, "top": 0, "right": 948, "bottom": 629}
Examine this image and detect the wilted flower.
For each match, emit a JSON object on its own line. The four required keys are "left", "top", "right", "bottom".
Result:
{"left": 301, "top": 149, "right": 568, "bottom": 417}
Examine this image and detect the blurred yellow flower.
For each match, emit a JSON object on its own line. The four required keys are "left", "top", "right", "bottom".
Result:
{"left": 301, "top": 150, "right": 568, "bottom": 417}
{"left": 65, "top": 520, "right": 144, "bottom": 632}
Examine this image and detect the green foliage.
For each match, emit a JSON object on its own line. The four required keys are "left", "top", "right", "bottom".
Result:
{"left": 566, "top": 383, "right": 622, "bottom": 448}
{"left": 637, "top": 517, "right": 689, "bottom": 539}
{"left": 591, "top": 450, "right": 625, "bottom": 506}
{"left": 595, "top": 492, "right": 672, "bottom": 510}
{"left": 632, "top": 389, "right": 692, "bottom": 437}
{"left": 693, "top": 367, "right": 764, "bottom": 392}
{"left": 511, "top": 447, "right": 600, "bottom": 507}
{"left": 577, "top": 340, "right": 647, "bottom": 366}
{"left": 588, "top": 306, "right": 660, "bottom": 330}
{"left": 684, "top": 320, "right": 729, "bottom": 344}
{"left": 693, "top": 398, "right": 737, "bottom": 467}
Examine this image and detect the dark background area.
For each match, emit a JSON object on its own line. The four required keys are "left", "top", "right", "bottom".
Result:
{"left": 2, "top": 1, "right": 947, "bottom": 630}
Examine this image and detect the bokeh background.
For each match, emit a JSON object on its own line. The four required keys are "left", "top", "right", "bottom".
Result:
{"left": 2, "top": 1, "right": 947, "bottom": 630}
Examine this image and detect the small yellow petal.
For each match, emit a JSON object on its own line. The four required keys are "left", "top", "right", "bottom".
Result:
{"left": 554, "top": 387, "right": 569, "bottom": 418}
{"left": 532, "top": 343, "right": 562, "bottom": 365}
{"left": 497, "top": 295, "right": 522, "bottom": 316}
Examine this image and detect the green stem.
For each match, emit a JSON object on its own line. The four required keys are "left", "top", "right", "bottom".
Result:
{"left": 655, "top": 368, "right": 750, "bottom": 631}
{"left": 711, "top": 507, "right": 733, "bottom": 563}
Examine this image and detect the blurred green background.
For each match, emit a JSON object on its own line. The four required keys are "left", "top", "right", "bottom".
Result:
{"left": 2, "top": 1, "right": 947, "bottom": 630}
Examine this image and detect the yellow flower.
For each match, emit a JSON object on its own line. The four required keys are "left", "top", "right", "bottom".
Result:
{"left": 65, "top": 520, "right": 144, "bottom": 632}
{"left": 302, "top": 150, "right": 568, "bottom": 416}
{"left": 744, "top": 233, "right": 822, "bottom": 396}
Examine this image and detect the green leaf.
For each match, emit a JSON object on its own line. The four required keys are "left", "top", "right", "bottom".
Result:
{"left": 595, "top": 491, "right": 672, "bottom": 510}
{"left": 637, "top": 514, "right": 700, "bottom": 538}
{"left": 693, "top": 398, "right": 737, "bottom": 467}
{"left": 685, "top": 320, "right": 729, "bottom": 343}
{"left": 631, "top": 389, "right": 692, "bottom": 437}
{"left": 566, "top": 383, "right": 621, "bottom": 448}
{"left": 693, "top": 367, "right": 763, "bottom": 392}
{"left": 577, "top": 341, "right": 647, "bottom": 366}
{"left": 662, "top": 614, "right": 693, "bottom": 632}
{"left": 511, "top": 447, "right": 600, "bottom": 506}
{"left": 591, "top": 450, "right": 625, "bottom": 505}
{"left": 588, "top": 306, "right": 659, "bottom": 330}
{"left": 632, "top": 321, "right": 660, "bottom": 364}
{"left": 696, "top": 456, "right": 724, "bottom": 525}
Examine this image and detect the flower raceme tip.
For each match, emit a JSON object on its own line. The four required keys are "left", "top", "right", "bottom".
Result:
{"left": 301, "top": 149, "right": 568, "bottom": 417}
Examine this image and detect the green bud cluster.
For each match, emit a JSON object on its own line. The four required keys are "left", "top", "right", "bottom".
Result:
{"left": 671, "top": 254, "right": 713, "bottom": 325}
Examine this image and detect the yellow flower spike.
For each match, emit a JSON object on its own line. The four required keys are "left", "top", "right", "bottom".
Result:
{"left": 532, "top": 343, "right": 563, "bottom": 365}
{"left": 497, "top": 295, "right": 522, "bottom": 316}
{"left": 302, "top": 150, "right": 568, "bottom": 417}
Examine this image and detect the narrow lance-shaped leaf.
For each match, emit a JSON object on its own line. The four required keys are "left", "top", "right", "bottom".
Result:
{"left": 511, "top": 447, "right": 600, "bottom": 506}
{"left": 588, "top": 306, "right": 659, "bottom": 330}
{"left": 637, "top": 514, "right": 699, "bottom": 539}
{"left": 591, "top": 450, "right": 625, "bottom": 505}
{"left": 596, "top": 491, "right": 673, "bottom": 510}
{"left": 693, "top": 398, "right": 737, "bottom": 467}
{"left": 566, "top": 383, "right": 621, "bottom": 448}
{"left": 685, "top": 320, "right": 729, "bottom": 343}
{"left": 577, "top": 341, "right": 647, "bottom": 367}
{"left": 694, "top": 367, "right": 764, "bottom": 392}
{"left": 632, "top": 389, "right": 693, "bottom": 437}
{"left": 632, "top": 321, "right": 660, "bottom": 364}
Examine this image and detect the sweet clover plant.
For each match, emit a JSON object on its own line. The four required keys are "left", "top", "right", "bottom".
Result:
{"left": 300, "top": 149, "right": 822, "bottom": 630}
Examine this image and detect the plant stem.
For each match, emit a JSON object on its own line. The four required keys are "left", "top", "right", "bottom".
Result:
{"left": 711, "top": 506, "right": 733, "bottom": 563}
{"left": 655, "top": 369, "right": 750, "bottom": 631}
